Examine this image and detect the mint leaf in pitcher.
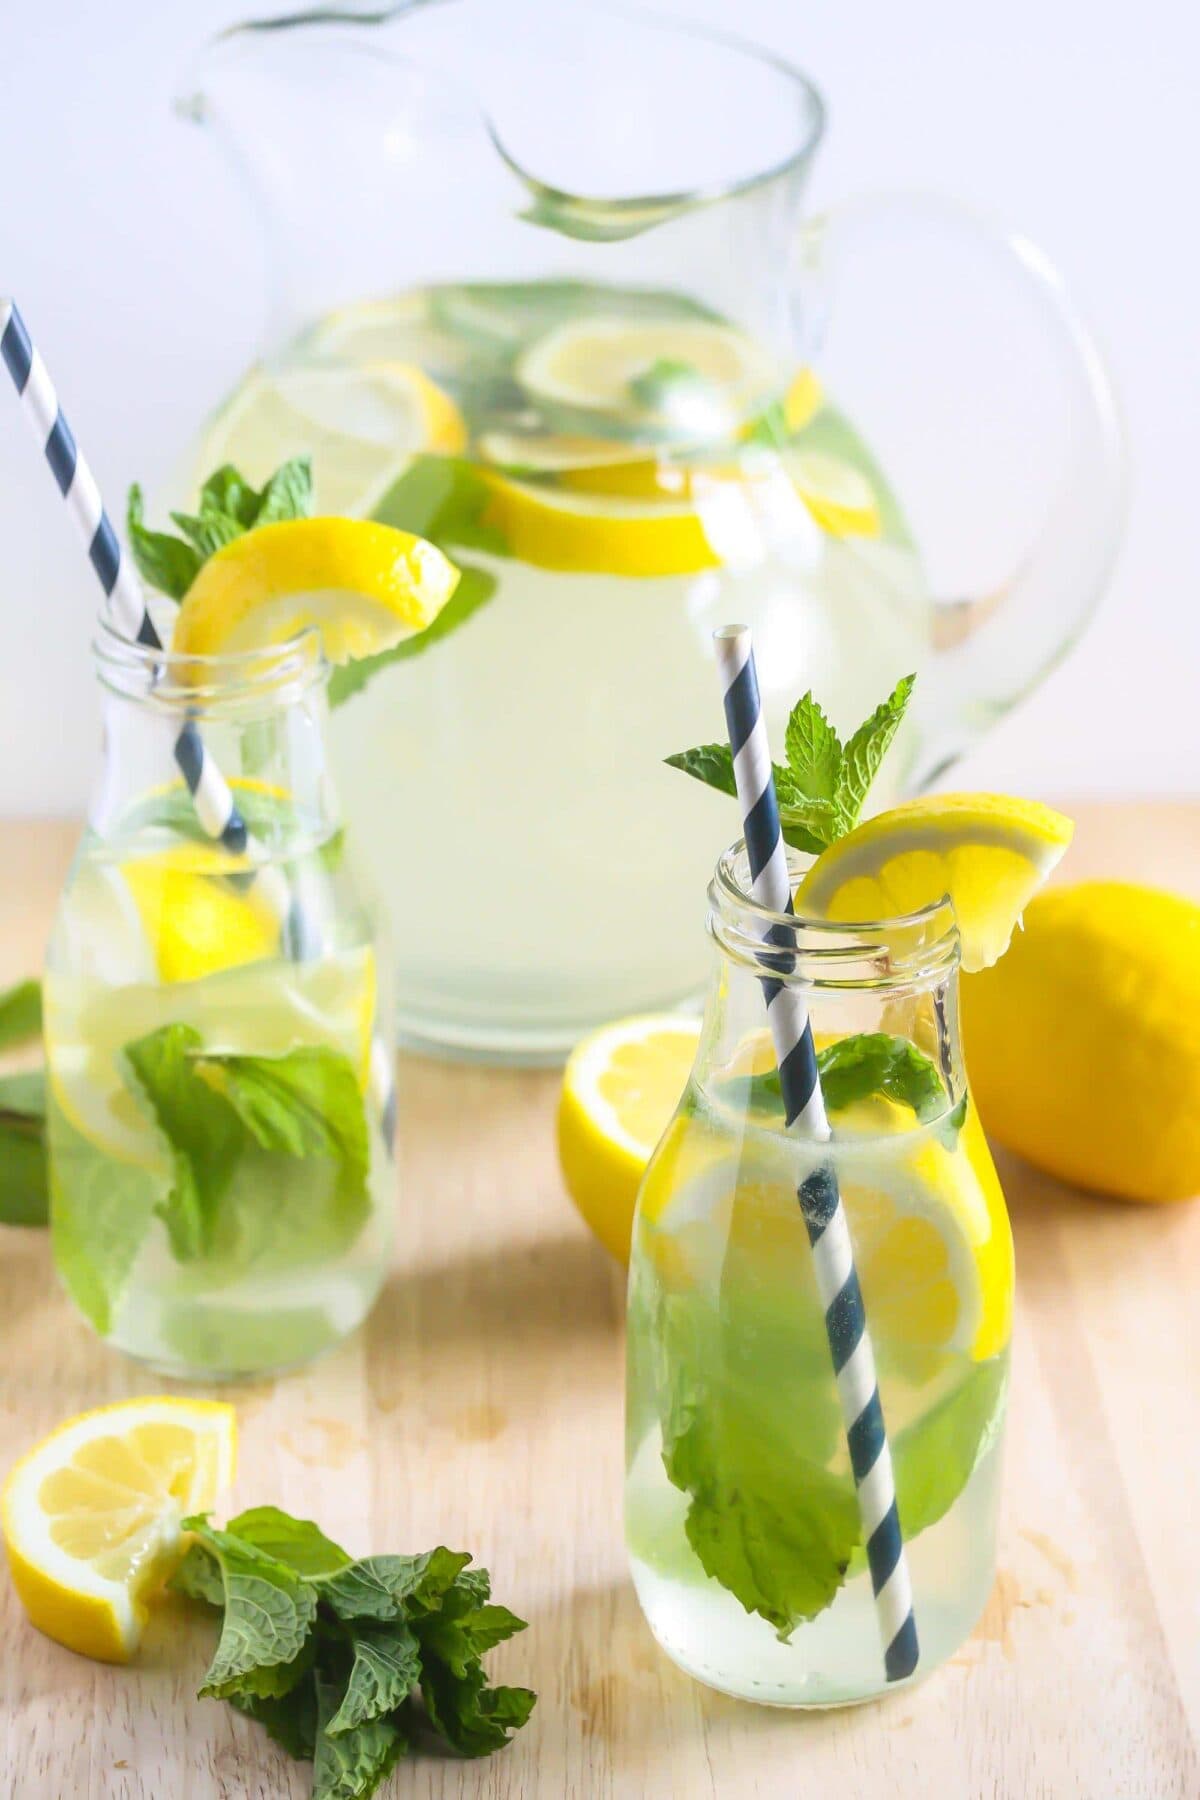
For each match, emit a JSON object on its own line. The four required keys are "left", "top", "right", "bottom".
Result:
{"left": 667, "top": 671, "right": 916, "bottom": 851}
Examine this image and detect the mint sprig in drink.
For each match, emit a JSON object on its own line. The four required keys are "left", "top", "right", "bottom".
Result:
{"left": 44, "top": 629, "right": 394, "bottom": 1378}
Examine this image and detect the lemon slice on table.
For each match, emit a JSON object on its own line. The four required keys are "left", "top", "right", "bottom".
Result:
{"left": 170, "top": 517, "right": 459, "bottom": 665}
{"left": 2, "top": 1398, "right": 236, "bottom": 1662}
{"left": 193, "top": 360, "right": 466, "bottom": 518}
{"left": 796, "top": 794, "right": 1074, "bottom": 972}
{"left": 558, "top": 1014, "right": 701, "bottom": 1263}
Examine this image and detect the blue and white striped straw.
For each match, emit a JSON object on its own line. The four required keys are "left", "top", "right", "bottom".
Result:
{"left": 0, "top": 297, "right": 396, "bottom": 1145}
{"left": 713, "top": 623, "right": 918, "bottom": 1684}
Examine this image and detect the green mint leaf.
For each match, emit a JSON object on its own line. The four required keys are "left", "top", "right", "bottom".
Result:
{"left": 169, "top": 1541, "right": 225, "bottom": 1607}
{"left": 837, "top": 672, "right": 916, "bottom": 825}
{"left": 121, "top": 1024, "right": 244, "bottom": 1261}
{"left": 628, "top": 357, "right": 706, "bottom": 410}
{"left": 47, "top": 1106, "right": 158, "bottom": 1330}
{"left": 774, "top": 787, "right": 844, "bottom": 856}
{"left": 817, "top": 1032, "right": 947, "bottom": 1122}
{"left": 371, "top": 455, "right": 505, "bottom": 556}
{"left": 894, "top": 1357, "right": 1008, "bottom": 1541}
{"left": 727, "top": 1033, "right": 949, "bottom": 1126}
{"left": 328, "top": 564, "right": 496, "bottom": 706}
{"left": 419, "top": 1660, "right": 536, "bottom": 1758}
{"left": 0, "top": 977, "right": 42, "bottom": 1050}
{"left": 325, "top": 1620, "right": 421, "bottom": 1734}
{"left": 783, "top": 691, "right": 842, "bottom": 803}
{"left": 663, "top": 743, "right": 737, "bottom": 799}
{"left": 314, "top": 1549, "right": 470, "bottom": 1624}
{"left": 181, "top": 1519, "right": 318, "bottom": 1700}
{"left": 658, "top": 1289, "right": 859, "bottom": 1637}
{"left": 230, "top": 1682, "right": 320, "bottom": 1762}
{"left": 255, "top": 456, "right": 314, "bottom": 526}
{"left": 225, "top": 1506, "right": 351, "bottom": 1577}
{"left": 169, "top": 507, "right": 246, "bottom": 562}
{"left": 126, "top": 484, "right": 201, "bottom": 600}
{"left": 0, "top": 1070, "right": 48, "bottom": 1226}
{"left": 312, "top": 1675, "right": 409, "bottom": 1800}
{"left": 328, "top": 455, "right": 503, "bottom": 706}
{"left": 194, "top": 1044, "right": 368, "bottom": 1186}
{"left": 198, "top": 465, "right": 263, "bottom": 528}
{"left": 411, "top": 1572, "right": 526, "bottom": 1679}
{"left": 941, "top": 1090, "right": 969, "bottom": 1145}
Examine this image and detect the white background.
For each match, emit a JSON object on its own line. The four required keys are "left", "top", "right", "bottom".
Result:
{"left": 1, "top": 0, "right": 1196, "bottom": 813}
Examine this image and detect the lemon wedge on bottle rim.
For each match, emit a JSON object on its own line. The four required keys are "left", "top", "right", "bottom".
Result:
{"left": 2, "top": 1397, "right": 236, "bottom": 1662}
{"left": 796, "top": 793, "right": 1074, "bottom": 972}
{"left": 170, "top": 516, "right": 460, "bottom": 666}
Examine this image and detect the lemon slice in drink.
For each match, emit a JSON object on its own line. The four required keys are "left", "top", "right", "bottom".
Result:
{"left": 558, "top": 1015, "right": 701, "bottom": 1262}
{"left": 193, "top": 360, "right": 466, "bottom": 518}
{"left": 2, "top": 1397, "right": 236, "bottom": 1662}
{"left": 796, "top": 794, "right": 1074, "bottom": 972}
{"left": 171, "top": 517, "right": 459, "bottom": 665}
{"left": 121, "top": 844, "right": 278, "bottom": 984}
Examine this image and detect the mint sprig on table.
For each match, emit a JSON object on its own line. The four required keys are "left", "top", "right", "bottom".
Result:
{"left": 667, "top": 671, "right": 915, "bottom": 855}
{"left": 171, "top": 1507, "right": 534, "bottom": 1794}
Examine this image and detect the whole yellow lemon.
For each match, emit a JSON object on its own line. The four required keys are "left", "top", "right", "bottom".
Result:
{"left": 962, "top": 881, "right": 1200, "bottom": 1202}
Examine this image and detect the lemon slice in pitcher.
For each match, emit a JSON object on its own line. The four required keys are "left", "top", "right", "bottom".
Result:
{"left": 171, "top": 517, "right": 460, "bottom": 665}
{"left": 517, "top": 317, "right": 779, "bottom": 435}
{"left": 193, "top": 360, "right": 466, "bottom": 517}
{"left": 2, "top": 1397, "right": 236, "bottom": 1662}
{"left": 796, "top": 794, "right": 1074, "bottom": 972}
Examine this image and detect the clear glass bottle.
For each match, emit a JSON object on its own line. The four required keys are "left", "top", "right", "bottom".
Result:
{"left": 625, "top": 842, "right": 1013, "bottom": 1704}
{"left": 44, "top": 623, "right": 394, "bottom": 1379}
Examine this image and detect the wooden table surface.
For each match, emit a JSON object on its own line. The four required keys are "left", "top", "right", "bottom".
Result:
{"left": 1, "top": 804, "right": 1197, "bottom": 1800}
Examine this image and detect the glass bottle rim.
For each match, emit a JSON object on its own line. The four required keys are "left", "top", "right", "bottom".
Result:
{"left": 92, "top": 616, "right": 328, "bottom": 715}
{"left": 708, "top": 839, "right": 961, "bottom": 991}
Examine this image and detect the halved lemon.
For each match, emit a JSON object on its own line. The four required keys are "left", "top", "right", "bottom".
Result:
{"left": 558, "top": 1014, "right": 701, "bottom": 1263}
{"left": 170, "top": 516, "right": 460, "bottom": 665}
{"left": 2, "top": 1397, "right": 236, "bottom": 1662}
{"left": 796, "top": 793, "right": 1074, "bottom": 972}
{"left": 192, "top": 359, "right": 466, "bottom": 519}
{"left": 121, "top": 844, "right": 278, "bottom": 984}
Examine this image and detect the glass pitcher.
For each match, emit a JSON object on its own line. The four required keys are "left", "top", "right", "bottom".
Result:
{"left": 176, "top": 0, "right": 1125, "bottom": 1060}
{"left": 44, "top": 624, "right": 394, "bottom": 1379}
{"left": 625, "top": 842, "right": 1013, "bottom": 1704}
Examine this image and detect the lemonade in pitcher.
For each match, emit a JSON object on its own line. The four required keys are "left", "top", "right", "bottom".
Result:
{"left": 189, "top": 280, "right": 929, "bottom": 1055}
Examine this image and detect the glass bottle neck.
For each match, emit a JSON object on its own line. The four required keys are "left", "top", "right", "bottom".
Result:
{"left": 698, "top": 841, "right": 965, "bottom": 1125}
{"left": 89, "top": 625, "right": 338, "bottom": 856}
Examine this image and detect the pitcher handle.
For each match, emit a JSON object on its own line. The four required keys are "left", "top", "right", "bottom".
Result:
{"left": 796, "top": 193, "right": 1127, "bottom": 786}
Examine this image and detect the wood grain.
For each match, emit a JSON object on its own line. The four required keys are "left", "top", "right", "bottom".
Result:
{"left": 0, "top": 805, "right": 1197, "bottom": 1799}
